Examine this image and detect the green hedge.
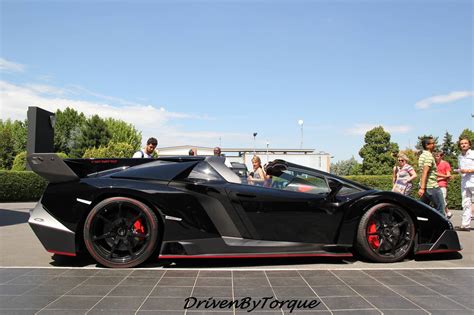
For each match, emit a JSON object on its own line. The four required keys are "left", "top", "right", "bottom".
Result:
{"left": 0, "top": 170, "right": 464, "bottom": 209}
{"left": 346, "top": 175, "right": 462, "bottom": 210}
{"left": 0, "top": 171, "right": 48, "bottom": 202}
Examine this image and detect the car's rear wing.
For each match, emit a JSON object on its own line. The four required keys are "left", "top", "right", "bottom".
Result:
{"left": 27, "top": 153, "right": 155, "bottom": 183}
{"left": 27, "top": 153, "right": 80, "bottom": 183}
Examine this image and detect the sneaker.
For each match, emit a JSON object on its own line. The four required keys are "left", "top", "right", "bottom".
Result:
{"left": 447, "top": 212, "right": 453, "bottom": 219}
{"left": 455, "top": 226, "right": 471, "bottom": 232}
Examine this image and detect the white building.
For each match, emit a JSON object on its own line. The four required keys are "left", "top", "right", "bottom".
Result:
{"left": 158, "top": 145, "right": 331, "bottom": 172}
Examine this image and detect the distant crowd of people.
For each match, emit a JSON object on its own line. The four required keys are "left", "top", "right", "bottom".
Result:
{"left": 131, "top": 137, "right": 222, "bottom": 159}
{"left": 131, "top": 137, "right": 271, "bottom": 186}
{"left": 133, "top": 136, "right": 474, "bottom": 231}
{"left": 392, "top": 136, "right": 473, "bottom": 231}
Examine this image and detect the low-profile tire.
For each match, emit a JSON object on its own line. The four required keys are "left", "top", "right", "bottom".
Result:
{"left": 84, "top": 197, "right": 160, "bottom": 268}
{"left": 355, "top": 203, "right": 415, "bottom": 263}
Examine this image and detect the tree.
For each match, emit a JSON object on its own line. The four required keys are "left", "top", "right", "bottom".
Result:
{"left": 82, "top": 142, "right": 135, "bottom": 158}
{"left": 0, "top": 120, "right": 15, "bottom": 169}
{"left": 11, "top": 119, "right": 27, "bottom": 154}
{"left": 104, "top": 118, "right": 141, "bottom": 151}
{"left": 359, "top": 126, "right": 399, "bottom": 175}
{"left": 351, "top": 161, "right": 362, "bottom": 175}
{"left": 330, "top": 156, "right": 362, "bottom": 176}
{"left": 70, "top": 115, "right": 111, "bottom": 158}
{"left": 11, "top": 151, "right": 27, "bottom": 171}
{"left": 440, "top": 131, "right": 458, "bottom": 168}
{"left": 0, "top": 119, "right": 27, "bottom": 169}
{"left": 54, "top": 107, "right": 86, "bottom": 155}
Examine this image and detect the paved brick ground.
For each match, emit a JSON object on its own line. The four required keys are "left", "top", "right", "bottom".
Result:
{"left": 0, "top": 268, "right": 473, "bottom": 314}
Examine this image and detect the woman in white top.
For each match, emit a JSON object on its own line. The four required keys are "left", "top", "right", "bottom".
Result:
{"left": 392, "top": 153, "right": 417, "bottom": 195}
{"left": 247, "top": 155, "right": 266, "bottom": 186}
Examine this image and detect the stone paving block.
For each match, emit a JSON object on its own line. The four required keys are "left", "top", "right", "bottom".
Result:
{"left": 90, "top": 296, "right": 146, "bottom": 311}
{"left": 272, "top": 285, "right": 317, "bottom": 298}
{"left": 67, "top": 285, "right": 115, "bottom": 296}
{"left": 312, "top": 285, "right": 358, "bottom": 297}
{"left": 365, "top": 295, "right": 421, "bottom": 310}
{"left": 3, "top": 295, "right": 59, "bottom": 310}
{"left": 195, "top": 277, "right": 232, "bottom": 287}
{"left": 349, "top": 285, "right": 399, "bottom": 297}
{"left": 233, "top": 286, "right": 275, "bottom": 298}
{"left": 107, "top": 285, "right": 154, "bottom": 297}
{"left": 198, "top": 270, "right": 231, "bottom": 278}
{"left": 44, "top": 296, "right": 102, "bottom": 310}
{"left": 150, "top": 286, "right": 193, "bottom": 297}
{"left": 192, "top": 286, "right": 233, "bottom": 298}
{"left": 158, "top": 277, "right": 197, "bottom": 286}
{"left": 321, "top": 296, "right": 374, "bottom": 310}
{"left": 82, "top": 276, "right": 125, "bottom": 286}
{"left": 140, "top": 297, "right": 190, "bottom": 311}
{"left": 405, "top": 295, "right": 468, "bottom": 311}
{"left": 389, "top": 285, "right": 440, "bottom": 297}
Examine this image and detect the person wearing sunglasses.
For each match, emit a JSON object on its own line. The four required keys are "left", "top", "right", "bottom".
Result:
{"left": 418, "top": 137, "right": 445, "bottom": 215}
{"left": 392, "top": 153, "right": 417, "bottom": 195}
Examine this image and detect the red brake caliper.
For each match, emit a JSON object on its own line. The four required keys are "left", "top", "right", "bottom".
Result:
{"left": 367, "top": 221, "right": 380, "bottom": 249}
{"left": 133, "top": 219, "right": 145, "bottom": 238}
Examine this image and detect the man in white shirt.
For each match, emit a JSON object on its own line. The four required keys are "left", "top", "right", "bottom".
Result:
{"left": 457, "top": 137, "right": 474, "bottom": 231}
{"left": 133, "top": 137, "right": 157, "bottom": 158}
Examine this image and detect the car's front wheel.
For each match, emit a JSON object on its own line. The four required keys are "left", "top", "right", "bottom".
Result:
{"left": 355, "top": 203, "right": 415, "bottom": 263}
{"left": 84, "top": 197, "right": 160, "bottom": 268}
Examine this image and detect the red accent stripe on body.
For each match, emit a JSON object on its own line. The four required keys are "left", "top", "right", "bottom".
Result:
{"left": 416, "top": 249, "right": 461, "bottom": 255}
{"left": 47, "top": 250, "right": 77, "bottom": 257}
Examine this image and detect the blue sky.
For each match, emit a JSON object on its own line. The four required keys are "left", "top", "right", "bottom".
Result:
{"left": 1, "top": 0, "right": 472, "bottom": 162}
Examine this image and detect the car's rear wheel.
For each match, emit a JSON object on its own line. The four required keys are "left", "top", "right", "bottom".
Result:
{"left": 356, "top": 203, "right": 415, "bottom": 263}
{"left": 84, "top": 197, "right": 160, "bottom": 268}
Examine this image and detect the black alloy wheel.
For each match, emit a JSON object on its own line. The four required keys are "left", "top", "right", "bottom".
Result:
{"left": 84, "top": 197, "right": 160, "bottom": 268}
{"left": 356, "top": 203, "right": 415, "bottom": 263}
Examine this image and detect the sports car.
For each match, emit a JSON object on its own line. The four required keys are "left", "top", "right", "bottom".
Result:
{"left": 27, "top": 154, "right": 461, "bottom": 268}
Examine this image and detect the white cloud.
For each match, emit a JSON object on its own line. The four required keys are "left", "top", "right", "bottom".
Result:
{"left": 0, "top": 58, "right": 25, "bottom": 72}
{"left": 346, "top": 123, "right": 412, "bottom": 135}
{"left": 415, "top": 91, "right": 474, "bottom": 109}
{"left": 24, "top": 84, "right": 67, "bottom": 96}
{"left": 0, "top": 80, "right": 246, "bottom": 147}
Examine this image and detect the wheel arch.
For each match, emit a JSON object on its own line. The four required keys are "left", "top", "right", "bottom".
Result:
{"left": 337, "top": 193, "right": 421, "bottom": 246}
{"left": 75, "top": 190, "right": 166, "bottom": 253}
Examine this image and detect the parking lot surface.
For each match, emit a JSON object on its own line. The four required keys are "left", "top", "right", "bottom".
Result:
{"left": 1, "top": 202, "right": 473, "bottom": 314}
{"left": 0, "top": 268, "right": 473, "bottom": 314}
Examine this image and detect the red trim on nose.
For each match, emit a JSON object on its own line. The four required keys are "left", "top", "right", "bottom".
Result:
{"left": 416, "top": 249, "right": 461, "bottom": 255}
{"left": 47, "top": 250, "right": 76, "bottom": 257}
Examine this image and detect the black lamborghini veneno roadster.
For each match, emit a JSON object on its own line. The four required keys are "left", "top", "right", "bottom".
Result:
{"left": 27, "top": 154, "right": 461, "bottom": 268}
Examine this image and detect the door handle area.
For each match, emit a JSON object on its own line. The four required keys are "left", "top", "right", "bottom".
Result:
{"left": 235, "top": 193, "right": 257, "bottom": 198}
